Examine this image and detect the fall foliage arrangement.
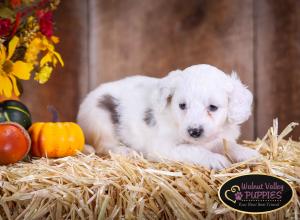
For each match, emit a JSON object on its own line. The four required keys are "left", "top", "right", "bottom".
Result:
{"left": 0, "top": 0, "right": 64, "bottom": 98}
{"left": 0, "top": 0, "right": 83, "bottom": 164}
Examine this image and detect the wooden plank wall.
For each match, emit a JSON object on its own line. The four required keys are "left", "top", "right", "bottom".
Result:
{"left": 22, "top": 0, "right": 300, "bottom": 140}
{"left": 255, "top": 0, "right": 300, "bottom": 139}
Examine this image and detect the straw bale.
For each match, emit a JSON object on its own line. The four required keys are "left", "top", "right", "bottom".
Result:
{"left": 0, "top": 119, "right": 299, "bottom": 219}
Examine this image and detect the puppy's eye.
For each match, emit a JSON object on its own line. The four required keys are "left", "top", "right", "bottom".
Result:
{"left": 208, "top": 105, "right": 218, "bottom": 112}
{"left": 179, "top": 103, "right": 186, "bottom": 110}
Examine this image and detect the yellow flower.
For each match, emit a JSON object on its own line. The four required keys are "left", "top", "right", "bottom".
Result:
{"left": 24, "top": 37, "right": 42, "bottom": 65}
{"left": 25, "top": 34, "right": 64, "bottom": 84}
{"left": 34, "top": 65, "right": 53, "bottom": 84}
{"left": 40, "top": 35, "right": 64, "bottom": 68}
{"left": 25, "top": 34, "right": 64, "bottom": 66}
{"left": 0, "top": 36, "right": 33, "bottom": 97}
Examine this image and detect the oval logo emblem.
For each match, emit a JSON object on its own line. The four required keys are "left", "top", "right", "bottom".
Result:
{"left": 218, "top": 174, "right": 293, "bottom": 214}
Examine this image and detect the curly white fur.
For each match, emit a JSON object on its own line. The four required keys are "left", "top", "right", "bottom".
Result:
{"left": 77, "top": 64, "right": 259, "bottom": 169}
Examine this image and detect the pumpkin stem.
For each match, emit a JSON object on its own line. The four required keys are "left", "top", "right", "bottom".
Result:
{"left": 47, "top": 105, "right": 60, "bottom": 122}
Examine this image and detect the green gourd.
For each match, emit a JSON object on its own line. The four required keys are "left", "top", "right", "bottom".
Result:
{"left": 0, "top": 100, "right": 32, "bottom": 129}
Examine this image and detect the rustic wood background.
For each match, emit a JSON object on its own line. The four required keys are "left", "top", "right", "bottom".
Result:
{"left": 22, "top": 0, "right": 300, "bottom": 140}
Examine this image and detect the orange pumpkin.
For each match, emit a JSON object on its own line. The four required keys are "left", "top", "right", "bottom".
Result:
{"left": 0, "top": 122, "right": 31, "bottom": 165}
{"left": 29, "top": 122, "right": 85, "bottom": 158}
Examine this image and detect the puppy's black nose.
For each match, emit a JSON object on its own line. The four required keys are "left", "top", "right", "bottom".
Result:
{"left": 188, "top": 127, "right": 204, "bottom": 138}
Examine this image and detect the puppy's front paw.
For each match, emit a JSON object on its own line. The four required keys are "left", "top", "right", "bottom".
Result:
{"left": 83, "top": 144, "right": 96, "bottom": 155}
{"left": 208, "top": 153, "right": 232, "bottom": 170}
{"left": 110, "top": 146, "right": 137, "bottom": 157}
{"left": 230, "top": 146, "right": 261, "bottom": 163}
{"left": 196, "top": 153, "right": 231, "bottom": 170}
{"left": 191, "top": 152, "right": 231, "bottom": 170}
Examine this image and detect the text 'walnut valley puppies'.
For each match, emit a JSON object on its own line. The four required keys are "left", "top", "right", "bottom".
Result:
{"left": 77, "top": 64, "right": 260, "bottom": 170}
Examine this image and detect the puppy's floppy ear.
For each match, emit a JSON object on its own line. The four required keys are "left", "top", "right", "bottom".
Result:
{"left": 156, "top": 70, "right": 182, "bottom": 110}
{"left": 227, "top": 72, "right": 253, "bottom": 124}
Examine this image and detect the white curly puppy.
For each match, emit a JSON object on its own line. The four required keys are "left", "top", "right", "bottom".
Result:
{"left": 77, "top": 64, "right": 260, "bottom": 169}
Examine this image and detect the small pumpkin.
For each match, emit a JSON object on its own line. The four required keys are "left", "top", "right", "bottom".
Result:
{"left": 0, "top": 122, "right": 31, "bottom": 165}
{"left": 0, "top": 100, "right": 32, "bottom": 129}
{"left": 29, "top": 122, "right": 85, "bottom": 158}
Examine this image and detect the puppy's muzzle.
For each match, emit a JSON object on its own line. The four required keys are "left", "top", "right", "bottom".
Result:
{"left": 187, "top": 127, "right": 204, "bottom": 138}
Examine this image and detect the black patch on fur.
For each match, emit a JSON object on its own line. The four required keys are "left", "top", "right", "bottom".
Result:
{"left": 144, "top": 108, "right": 156, "bottom": 126}
{"left": 98, "top": 94, "right": 120, "bottom": 124}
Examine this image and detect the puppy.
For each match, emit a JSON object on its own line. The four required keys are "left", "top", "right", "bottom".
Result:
{"left": 77, "top": 64, "right": 260, "bottom": 169}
